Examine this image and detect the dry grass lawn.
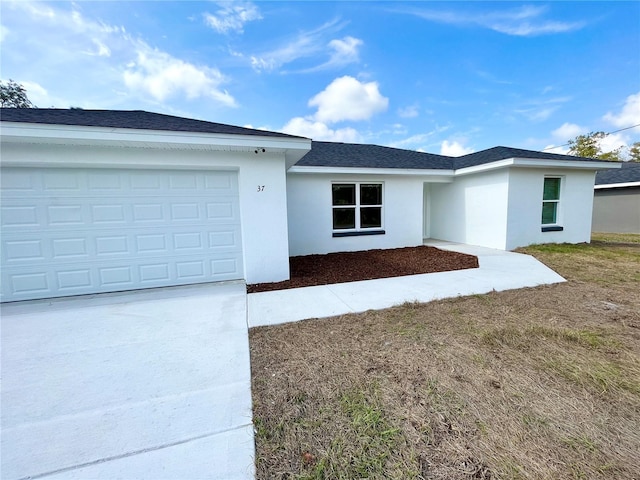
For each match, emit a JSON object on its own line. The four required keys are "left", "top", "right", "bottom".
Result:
{"left": 250, "top": 234, "right": 640, "bottom": 479}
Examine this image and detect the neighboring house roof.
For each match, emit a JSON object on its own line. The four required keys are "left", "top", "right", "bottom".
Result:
{"left": 295, "top": 141, "right": 452, "bottom": 169}
{"left": 595, "top": 161, "right": 640, "bottom": 187}
{"left": 0, "top": 108, "right": 304, "bottom": 139}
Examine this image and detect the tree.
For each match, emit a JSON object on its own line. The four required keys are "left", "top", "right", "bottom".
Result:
{"left": 629, "top": 142, "right": 640, "bottom": 163}
{"left": 569, "top": 132, "right": 622, "bottom": 162}
{"left": 567, "top": 131, "right": 622, "bottom": 161}
{"left": 0, "top": 79, "right": 35, "bottom": 108}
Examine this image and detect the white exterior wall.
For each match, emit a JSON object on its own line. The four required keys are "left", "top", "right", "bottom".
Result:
{"left": 286, "top": 173, "right": 425, "bottom": 256}
{"left": 1, "top": 142, "right": 291, "bottom": 284}
{"left": 506, "top": 168, "right": 596, "bottom": 249}
{"left": 429, "top": 169, "right": 510, "bottom": 249}
{"left": 237, "top": 154, "right": 291, "bottom": 283}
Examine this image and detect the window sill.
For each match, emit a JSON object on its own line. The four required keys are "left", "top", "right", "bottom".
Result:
{"left": 333, "top": 229, "right": 386, "bottom": 238}
{"left": 541, "top": 225, "right": 564, "bottom": 232}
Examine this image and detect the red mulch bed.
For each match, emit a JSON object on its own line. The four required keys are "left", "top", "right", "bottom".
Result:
{"left": 247, "top": 245, "right": 479, "bottom": 293}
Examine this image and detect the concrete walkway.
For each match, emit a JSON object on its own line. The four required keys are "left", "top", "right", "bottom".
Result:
{"left": 1, "top": 282, "right": 254, "bottom": 480}
{"left": 248, "top": 241, "right": 566, "bottom": 328}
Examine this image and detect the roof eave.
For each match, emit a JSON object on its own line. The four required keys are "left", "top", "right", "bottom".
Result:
{"left": 0, "top": 121, "right": 311, "bottom": 158}
{"left": 455, "top": 157, "right": 622, "bottom": 176}
{"left": 287, "top": 165, "right": 454, "bottom": 180}
{"left": 594, "top": 181, "right": 640, "bottom": 189}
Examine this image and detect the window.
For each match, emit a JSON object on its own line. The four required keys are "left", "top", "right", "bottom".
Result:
{"left": 542, "top": 177, "right": 562, "bottom": 229}
{"left": 332, "top": 183, "right": 383, "bottom": 235}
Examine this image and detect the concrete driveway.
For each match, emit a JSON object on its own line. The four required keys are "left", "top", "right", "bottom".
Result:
{"left": 1, "top": 282, "right": 254, "bottom": 480}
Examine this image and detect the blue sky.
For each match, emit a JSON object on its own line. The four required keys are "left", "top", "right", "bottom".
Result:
{"left": 1, "top": 1, "right": 639, "bottom": 157}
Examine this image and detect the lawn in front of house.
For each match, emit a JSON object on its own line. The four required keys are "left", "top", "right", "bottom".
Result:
{"left": 250, "top": 235, "right": 640, "bottom": 480}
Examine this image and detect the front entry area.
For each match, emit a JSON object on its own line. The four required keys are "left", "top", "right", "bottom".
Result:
{"left": 1, "top": 168, "right": 243, "bottom": 302}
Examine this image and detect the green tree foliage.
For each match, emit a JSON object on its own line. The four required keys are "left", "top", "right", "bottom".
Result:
{"left": 628, "top": 142, "right": 640, "bottom": 163}
{"left": 0, "top": 79, "right": 35, "bottom": 108}
{"left": 568, "top": 131, "right": 640, "bottom": 162}
{"left": 568, "top": 131, "right": 622, "bottom": 161}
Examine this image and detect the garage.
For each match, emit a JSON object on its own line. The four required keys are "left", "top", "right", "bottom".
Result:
{"left": 0, "top": 108, "right": 311, "bottom": 301}
{"left": 1, "top": 167, "right": 243, "bottom": 302}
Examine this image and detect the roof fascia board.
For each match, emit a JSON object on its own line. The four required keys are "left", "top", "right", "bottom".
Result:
{"left": 594, "top": 182, "right": 640, "bottom": 189}
{"left": 287, "top": 165, "right": 454, "bottom": 180}
{"left": 454, "top": 157, "right": 621, "bottom": 176}
{"left": 454, "top": 158, "right": 514, "bottom": 176}
{"left": 0, "top": 122, "right": 311, "bottom": 154}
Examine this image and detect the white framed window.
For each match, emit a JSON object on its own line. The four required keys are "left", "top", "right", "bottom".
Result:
{"left": 332, "top": 182, "right": 384, "bottom": 235}
{"left": 541, "top": 176, "right": 562, "bottom": 228}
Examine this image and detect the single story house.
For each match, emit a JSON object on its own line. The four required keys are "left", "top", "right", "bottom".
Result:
{"left": 592, "top": 162, "right": 640, "bottom": 233}
{"left": 0, "top": 109, "right": 619, "bottom": 302}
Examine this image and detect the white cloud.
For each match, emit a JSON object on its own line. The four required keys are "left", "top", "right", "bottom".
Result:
{"left": 18, "top": 80, "right": 49, "bottom": 106}
{"left": 123, "top": 45, "right": 236, "bottom": 106}
{"left": 84, "top": 38, "right": 111, "bottom": 57}
{"left": 249, "top": 18, "right": 349, "bottom": 73}
{"left": 250, "top": 33, "right": 316, "bottom": 72}
{"left": 280, "top": 75, "right": 388, "bottom": 141}
{"left": 387, "top": 124, "right": 451, "bottom": 151}
{"left": 491, "top": 19, "right": 583, "bottom": 36}
{"left": 403, "top": 5, "right": 585, "bottom": 37}
{"left": 2, "top": 2, "right": 239, "bottom": 111}
{"left": 328, "top": 36, "right": 362, "bottom": 64}
{"left": 297, "top": 36, "right": 363, "bottom": 73}
{"left": 603, "top": 91, "right": 640, "bottom": 128}
{"left": 599, "top": 132, "right": 628, "bottom": 153}
{"left": 543, "top": 144, "right": 570, "bottom": 155}
{"left": 22, "top": 2, "right": 56, "bottom": 19}
{"left": 515, "top": 106, "right": 558, "bottom": 122}
{"left": 0, "top": 24, "right": 8, "bottom": 42}
{"left": 397, "top": 104, "right": 419, "bottom": 118}
{"left": 309, "top": 76, "right": 389, "bottom": 123}
{"left": 552, "top": 122, "right": 587, "bottom": 140}
{"left": 389, "top": 133, "right": 435, "bottom": 149}
{"left": 513, "top": 96, "right": 571, "bottom": 123}
{"left": 203, "top": 1, "right": 261, "bottom": 34}
{"left": 391, "top": 123, "right": 407, "bottom": 135}
{"left": 440, "top": 140, "right": 474, "bottom": 157}
{"left": 281, "top": 117, "right": 361, "bottom": 142}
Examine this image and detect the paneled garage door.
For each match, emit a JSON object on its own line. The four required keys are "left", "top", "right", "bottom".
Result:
{"left": 1, "top": 168, "right": 244, "bottom": 302}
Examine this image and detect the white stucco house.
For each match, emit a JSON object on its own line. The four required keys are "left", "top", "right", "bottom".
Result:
{"left": 0, "top": 109, "right": 619, "bottom": 302}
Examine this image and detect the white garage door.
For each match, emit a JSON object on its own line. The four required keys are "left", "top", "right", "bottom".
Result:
{"left": 1, "top": 168, "right": 244, "bottom": 302}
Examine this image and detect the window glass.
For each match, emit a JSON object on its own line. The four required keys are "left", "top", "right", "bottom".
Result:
{"left": 360, "top": 184, "right": 382, "bottom": 205}
{"left": 541, "top": 203, "right": 557, "bottom": 224}
{"left": 543, "top": 178, "right": 560, "bottom": 201}
{"left": 360, "top": 207, "right": 382, "bottom": 228}
{"left": 332, "top": 184, "right": 355, "bottom": 206}
{"left": 333, "top": 208, "right": 356, "bottom": 229}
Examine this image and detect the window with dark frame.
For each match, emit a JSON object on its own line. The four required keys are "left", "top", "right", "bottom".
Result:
{"left": 332, "top": 183, "right": 382, "bottom": 231}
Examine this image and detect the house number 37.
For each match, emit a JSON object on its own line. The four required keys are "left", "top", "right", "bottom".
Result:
{"left": 257, "top": 185, "right": 265, "bottom": 192}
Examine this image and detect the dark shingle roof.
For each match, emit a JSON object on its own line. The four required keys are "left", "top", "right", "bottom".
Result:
{"left": 595, "top": 161, "right": 640, "bottom": 185}
{"left": 453, "top": 146, "right": 600, "bottom": 169}
{"left": 296, "top": 143, "right": 606, "bottom": 170}
{"left": 296, "top": 141, "right": 453, "bottom": 169}
{"left": 0, "top": 108, "right": 623, "bottom": 172}
{"left": 0, "top": 108, "right": 304, "bottom": 139}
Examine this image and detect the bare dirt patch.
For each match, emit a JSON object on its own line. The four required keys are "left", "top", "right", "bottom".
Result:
{"left": 247, "top": 245, "right": 479, "bottom": 293}
{"left": 250, "top": 236, "right": 640, "bottom": 479}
